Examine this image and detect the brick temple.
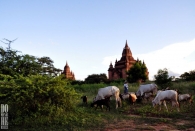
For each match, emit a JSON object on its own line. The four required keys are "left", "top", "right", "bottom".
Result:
{"left": 108, "top": 40, "right": 148, "bottom": 80}
{"left": 62, "top": 61, "right": 75, "bottom": 80}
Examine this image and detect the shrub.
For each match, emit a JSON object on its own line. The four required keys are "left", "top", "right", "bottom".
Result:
{"left": 0, "top": 74, "right": 79, "bottom": 125}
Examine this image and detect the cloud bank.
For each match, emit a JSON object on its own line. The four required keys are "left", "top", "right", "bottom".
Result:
{"left": 102, "top": 39, "right": 195, "bottom": 80}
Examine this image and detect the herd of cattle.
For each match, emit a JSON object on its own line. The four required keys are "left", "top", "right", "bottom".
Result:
{"left": 81, "top": 83, "right": 193, "bottom": 112}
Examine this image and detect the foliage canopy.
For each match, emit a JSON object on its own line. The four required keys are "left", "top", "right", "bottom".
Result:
{"left": 0, "top": 47, "right": 62, "bottom": 77}
{"left": 0, "top": 46, "right": 80, "bottom": 127}
{"left": 85, "top": 73, "right": 108, "bottom": 84}
{"left": 126, "top": 60, "right": 148, "bottom": 83}
{"left": 154, "top": 68, "right": 174, "bottom": 89}
{"left": 180, "top": 70, "right": 195, "bottom": 81}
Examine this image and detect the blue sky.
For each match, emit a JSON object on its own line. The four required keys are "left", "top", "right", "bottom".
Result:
{"left": 1, "top": 0, "right": 195, "bottom": 80}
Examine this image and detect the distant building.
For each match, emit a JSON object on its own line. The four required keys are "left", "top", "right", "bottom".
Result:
{"left": 108, "top": 40, "right": 148, "bottom": 80}
{"left": 62, "top": 61, "right": 75, "bottom": 80}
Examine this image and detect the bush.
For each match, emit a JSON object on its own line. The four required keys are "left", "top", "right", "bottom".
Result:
{"left": 0, "top": 74, "right": 79, "bottom": 125}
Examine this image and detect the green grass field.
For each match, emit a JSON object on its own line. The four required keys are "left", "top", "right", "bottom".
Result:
{"left": 10, "top": 81, "right": 195, "bottom": 131}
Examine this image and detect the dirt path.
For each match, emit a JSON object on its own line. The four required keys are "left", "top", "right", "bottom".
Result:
{"left": 103, "top": 120, "right": 195, "bottom": 131}
{"left": 100, "top": 114, "right": 195, "bottom": 131}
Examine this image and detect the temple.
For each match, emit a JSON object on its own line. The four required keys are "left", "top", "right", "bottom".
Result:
{"left": 108, "top": 40, "right": 148, "bottom": 80}
{"left": 62, "top": 61, "right": 75, "bottom": 80}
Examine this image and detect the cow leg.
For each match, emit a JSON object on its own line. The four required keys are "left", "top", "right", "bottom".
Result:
{"left": 172, "top": 101, "right": 180, "bottom": 112}
{"left": 140, "top": 91, "right": 144, "bottom": 97}
{"left": 101, "top": 105, "right": 103, "bottom": 111}
{"left": 158, "top": 103, "right": 162, "bottom": 111}
{"left": 119, "top": 95, "right": 122, "bottom": 107}
{"left": 175, "top": 102, "right": 180, "bottom": 112}
{"left": 115, "top": 91, "right": 120, "bottom": 109}
{"left": 176, "top": 102, "right": 180, "bottom": 112}
{"left": 163, "top": 101, "right": 168, "bottom": 112}
{"left": 115, "top": 98, "right": 118, "bottom": 109}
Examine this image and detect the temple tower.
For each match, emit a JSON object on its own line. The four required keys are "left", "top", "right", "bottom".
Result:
{"left": 62, "top": 61, "right": 75, "bottom": 80}
{"left": 108, "top": 40, "right": 141, "bottom": 80}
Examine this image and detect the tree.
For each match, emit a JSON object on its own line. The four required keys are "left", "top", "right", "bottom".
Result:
{"left": 0, "top": 47, "right": 21, "bottom": 76}
{"left": 126, "top": 60, "right": 148, "bottom": 83}
{"left": 37, "top": 57, "right": 62, "bottom": 76}
{"left": 85, "top": 73, "right": 108, "bottom": 84}
{"left": 154, "top": 68, "right": 173, "bottom": 89}
{"left": 180, "top": 72, "right": 190, "bottom": 81}
{"left": 180, "top": 70, "right": 195, "bottom": 81}
{"left": 0, "top": 47, "right": 61, "bottom": 77}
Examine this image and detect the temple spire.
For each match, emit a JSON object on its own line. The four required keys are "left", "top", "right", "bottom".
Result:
{"left": 66, "top": 61, "right": 69, "bottom": 66}
{"left": 125, "top": 40, "right": 128, "bottom": 48}
{"left": 63, "top": 61, "right": 75, "bottom": 80}
{"left": 122, "top": 40, "right": 132, "bottom": 57}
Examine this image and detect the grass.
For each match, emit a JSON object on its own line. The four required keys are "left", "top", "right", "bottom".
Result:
{"left": 77, "top": 81, "right": 195, "bottom": 130}
{"left": 9, "top": 81, "right": 195, "bottom": 130}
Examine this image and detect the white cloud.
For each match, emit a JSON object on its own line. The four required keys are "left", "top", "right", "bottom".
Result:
{"left": 102, "top": 39, "right": 195, "bottom": 80}
{"left": 92, "top": 66, "right": 98, "bottom": 69}
{"left": 135, "top": 39, "right": 195, "bottom": 80}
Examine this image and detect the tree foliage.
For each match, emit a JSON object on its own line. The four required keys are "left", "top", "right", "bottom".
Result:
{"left": 0, "top": 47, "right": 61, "bottom": 77}
{"left": 154, "top": 68, "right": 174, "bottom": 89}
{"left": 85, "top": 73, "right": 108, "bottom": 84}
{"left": 126, "top": 60, "right": 148, "bottom": 83}
{"left": 180, "top": 70, "right": 195, "bottom": 81}
{"left": 0, "top": 46, "right": 80, "bottom": 126}
{"left": 0, "top": 74, "right": 79, "bottom": 124}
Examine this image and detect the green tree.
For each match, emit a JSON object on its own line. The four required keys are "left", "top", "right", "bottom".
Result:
{"left": 0, "top": 47, "right": 21, "bottom": 76}
{"left": 180, "top": 70, "right": 195, "bottom": 81}
{"left": 16, "top": 54, "right": 42, "bottom": 76}
{"left": 37, "top": 57, "right": 62, "bottom": 76}
{"left": 154, "top": 68, "right": 173, "bottom": 89}
{"left": 0, "top": 47, "right": 61, "bottom": 77}
{"left": 180, "top": 72, "right": 190, "bottom": 81}
{"left": 85, "top": 73, "right": 108, "bottom": 84}
{"left": 126, "top": 60, "right": 148, "bottom": 83}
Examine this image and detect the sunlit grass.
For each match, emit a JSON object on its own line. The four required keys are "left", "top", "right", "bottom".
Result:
{"left": 10, "top": 81, "right": 195, "bottom": 130}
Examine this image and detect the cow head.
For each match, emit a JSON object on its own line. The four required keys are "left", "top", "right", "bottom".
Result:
{"left": 152, "top": 100, "right": 156, "bottom": 107}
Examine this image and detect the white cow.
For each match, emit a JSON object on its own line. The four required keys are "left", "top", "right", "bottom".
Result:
{"left": 136, "top": 83, "right": 158, "bottom": 97}
{"left": 152, "top": 90, "right": 180, "bottom": 112}
{"left": 178, "top": 94, "right": 192, "bottom": 104}
{"left": 93, "top": 86, "right": 121, "bottom": 109}
{"left": 144, "top": 92, "right": 153, "bottom": 101}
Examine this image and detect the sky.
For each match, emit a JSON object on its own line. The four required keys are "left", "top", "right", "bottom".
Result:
{"left": 0, "top": 0, "right": 195, "bottom": 80}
